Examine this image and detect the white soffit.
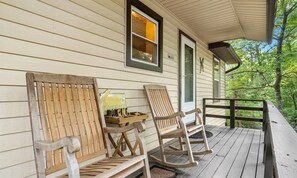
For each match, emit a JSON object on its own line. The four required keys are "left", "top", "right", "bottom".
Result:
{"left": 158, "top": 0, "right": 267, "bottom": 43}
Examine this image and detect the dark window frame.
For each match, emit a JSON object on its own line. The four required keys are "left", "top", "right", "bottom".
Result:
{"left": 126, "top": 0, "right": 163, "bottom": 72}
{"left": 213, "top": 56, "right": 220, "bottom": 101}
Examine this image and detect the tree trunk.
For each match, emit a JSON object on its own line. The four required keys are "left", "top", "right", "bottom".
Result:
{"left": 274, "top": 3, "right": 288, "bottom": 113}
{"left": 293, "top": 92, "right": 297, "bottom": 110}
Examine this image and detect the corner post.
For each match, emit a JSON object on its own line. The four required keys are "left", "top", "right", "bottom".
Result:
{"left": 230, "top": 99, "right": 235, "bottom": 129}
{"left": 263, "top": 124, "right": 273, "bottom": 178}
{"left": 262, "top": 100, "right": 267, "bottom": 131}
{"left": 203, "top": 98, "right": 206, "bottom": 125}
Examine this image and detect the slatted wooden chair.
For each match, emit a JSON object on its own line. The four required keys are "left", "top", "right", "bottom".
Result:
{"left": 26, "top": 72, "right": 151, "bottom": 178}
{"left": 144, "top": 84, "right": 212, "bottom": 168}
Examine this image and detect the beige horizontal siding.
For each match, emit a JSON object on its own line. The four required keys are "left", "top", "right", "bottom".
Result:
{"left": 0, "top": 146, "right": 34, "bottom": 169}
{"left": 0, "top": 117, "right": 31, "bottom": 136}
{"left": 196, "top": 47, "right": 226, "bottom": 126}
{"left": 0, "top": 0, "right": 226, "bottom": 177}
{"left": 0, "top": 161, "right": 36, "bottom": 178}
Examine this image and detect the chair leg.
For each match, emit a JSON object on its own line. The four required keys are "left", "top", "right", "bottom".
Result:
{"left": 191, "top": 126, "right": 213, "bottom": 155}
{"left": 201, "top": 126, "right": 211, "bottom": 151}
{"left": 179, "top": 137, "right": 184, "bottom": 151}
{"left": 142, "top": 157, "right": 151, "bottom": 178}
{"left": 159, "top": 138, "right": 166, "bottom": 162}
{"left": 169, "top": 137, "right": 184, "bottom": 151}
{"left": 133, "top": 127, "right": 151, "bottom": 178}
{"left": 197, "top": 113, "right": 212, "bottom": 152}
{"left": 183, "top": 134, "right": 195, "bottom": 163}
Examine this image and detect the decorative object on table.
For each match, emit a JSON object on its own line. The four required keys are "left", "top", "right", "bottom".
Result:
{"left": 105, "top": 112, "right": 147, "bottom": 125}
{"left": 100, "top": 90, "right": 127, "bottom": 116}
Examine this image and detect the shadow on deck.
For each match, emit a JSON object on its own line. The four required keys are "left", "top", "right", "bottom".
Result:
{"left": 130, "top": 125, "right": 264, "bottom": 178}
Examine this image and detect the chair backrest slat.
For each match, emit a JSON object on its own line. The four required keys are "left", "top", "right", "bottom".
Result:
{"left": 144, "top": 85, "right": 178, "bottom": 134}
{"left": 36, "top": 82, "right": 53, "bottom": 167}
{"left": 27, "top": 73, "right": 107, "bottom": 175}
{"left": 88, "top": 85, "right": 105, "bottom": 151}
{"left": 58, "top": 84, "right": 73, "bottom": 137}
{"left": 71, "top": 84, "right": 88, "bottom": 157}
{"left": 77, "top": 84, "right": 94, "bottom": 154}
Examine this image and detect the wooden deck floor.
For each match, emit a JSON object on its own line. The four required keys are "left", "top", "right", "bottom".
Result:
{"left": 131, "top": 125, "right": 265, "bottom": 178}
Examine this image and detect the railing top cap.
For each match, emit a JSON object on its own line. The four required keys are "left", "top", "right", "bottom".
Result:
{"left": 203, "top": 98, "right": 265, "bottom": 102}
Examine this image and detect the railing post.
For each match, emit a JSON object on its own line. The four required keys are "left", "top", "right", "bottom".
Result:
{"left": 264, "top": 124, "right": 273, "bottom": 178}
{"left": 230, "top": 99, "right": 235, "bottom": 129}
{"left": 263, "top": 100, "right": 267, "bottom": 131}
{"left": 203, "top": 98, "right": 206, "bottom": 125}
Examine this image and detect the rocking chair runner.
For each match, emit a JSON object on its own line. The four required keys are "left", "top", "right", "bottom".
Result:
{"left": 144, "top": 85, "right": 212, "bottom": 168}
{"left": 26, "top": 72, "right": 151, "bottom": 178}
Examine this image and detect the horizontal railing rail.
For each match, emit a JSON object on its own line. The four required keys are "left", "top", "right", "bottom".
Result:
{"left": 202, "top": 98, "right": 266, "bottom": 129}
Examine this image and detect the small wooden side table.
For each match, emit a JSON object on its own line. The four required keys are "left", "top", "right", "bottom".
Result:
{"left": 105, "top": 112, "right": 148, "bottom": 157}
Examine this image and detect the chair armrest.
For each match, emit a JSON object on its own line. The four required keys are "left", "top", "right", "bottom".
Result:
{"left": 36, "top": 137, "right": 81, "bottom": 178}
{"left": 35, "top": 136, "right": 81, "bottom": 154}
{"left": 155, "top": 111, "right": 185, "bottom": 120}
{"left": 104, "top": 122, "right": 146, "bottom": 133}
{"left": 185, "top": 108, "right": 202, "bottom": 115}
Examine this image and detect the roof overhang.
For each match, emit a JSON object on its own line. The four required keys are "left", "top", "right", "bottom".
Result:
{"left": 267, "top": 0, "right": 277, "bottom": 44}
{"left": 159, "top": 0, "right": 277, "bottom": 44}
{"left": 209, "top": 42, "right": 241, "bottom": 65}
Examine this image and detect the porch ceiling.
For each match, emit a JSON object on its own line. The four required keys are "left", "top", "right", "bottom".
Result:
{"left": 158, "top": 0, "right": 276, "bottom": 43}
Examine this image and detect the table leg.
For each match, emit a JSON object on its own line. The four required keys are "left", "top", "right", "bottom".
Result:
{"left": 132, "top": 140, "right": 139, "bottom": 154}
{"left": 108, "top": 133, "right": 124, "bottom": 157}
{"left": 122, "top": 132, "right": 136, "bottom": 155}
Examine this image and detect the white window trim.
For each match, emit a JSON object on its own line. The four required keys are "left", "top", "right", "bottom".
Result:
{"left": 214, "top": 57, "right": 220, "bottom": 98}
{"left": 131, "top": 5, "right": 159, "bottom": 67}
{"left": 214, "top": 58, "right": 220, "bottom": 82}
{"left": 132, "top": 33, "right": 157, "bottom": 45}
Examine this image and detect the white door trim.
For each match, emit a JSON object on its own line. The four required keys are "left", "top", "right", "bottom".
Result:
{"left": 179, "top": 32, "right": 196, "bottom": 124}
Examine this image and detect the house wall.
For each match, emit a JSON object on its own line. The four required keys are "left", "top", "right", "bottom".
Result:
{"left": 0, "top": 0, "right": 225, "bottom": 177}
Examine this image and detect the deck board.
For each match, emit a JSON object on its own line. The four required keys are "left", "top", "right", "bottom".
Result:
{"left": 256, "top": 131, "right": 265, "bottom": 178}
{"left": 196, "top": 128, "right": 243, "bottom": 178}
{"left": 177, "top": 127, "right": 231, "bottom": 177}
{"left": 211, "top": 129, "right": 249, "bottom": 178}
{"left": 227, "top": 129, "right": 255, "bottom": 178}
{"left": 241, "top": 130, "right": 261, "bottom": 178}
{"left": 128, "top": 125, "right": 264, "bottom": 178}
{"left": 195, "top": 128, "right": 240, "bottom": 178}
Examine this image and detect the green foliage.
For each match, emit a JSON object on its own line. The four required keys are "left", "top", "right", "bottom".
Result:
{"left": 225, "top": 100, "right": 264, "bottom": 129}
{"left": 226, "top": 0, "right": 297, "bottom": 131}
{"left": 226, "top": 120, "right": 262, "bottom": 130}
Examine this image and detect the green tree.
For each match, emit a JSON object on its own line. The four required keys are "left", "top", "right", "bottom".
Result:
{"left": 274, "top": 0, "right": 297, "bottom": 112}
{"left": 226, "top": 0, "right": 297, "bottom": 130}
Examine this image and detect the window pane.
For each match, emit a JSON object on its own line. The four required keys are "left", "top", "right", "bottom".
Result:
{"left": 132, "top": 10, "right": 157, "bottom": 42}
{"left": 213, "top": 59, "right": 220, "bottom": 99}
{"left": 214, "top": 81, "right": 219, "bottom": 97}
{"left": 132, "top": 35, "right": 157, "bottom": 64}
{"left": 214, "top": 61, "right": 219, "bottom": 81}
{"left": 184, "top": 44, "right": 194, "bottom": 102}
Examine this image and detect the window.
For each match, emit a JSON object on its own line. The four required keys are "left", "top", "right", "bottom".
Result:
{"left": 126, "top": 0, "right": 163, "bottom": 72}
{"left": 213, "top": 57, "right": 220, "bottom": 99}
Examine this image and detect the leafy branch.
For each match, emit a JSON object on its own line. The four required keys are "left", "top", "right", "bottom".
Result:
{"left": 227, "top": 86, "right": 272, "bottom": 91}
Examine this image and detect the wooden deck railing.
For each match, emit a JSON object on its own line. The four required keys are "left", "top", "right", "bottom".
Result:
{"left": 202, "top": 98, "right": 297, "bottom": 178}
{"left": 202, "top": 98, "right": 266, "bottom": 129}
{"left": 263, "top": 101, "right": 297, "bottom": 178}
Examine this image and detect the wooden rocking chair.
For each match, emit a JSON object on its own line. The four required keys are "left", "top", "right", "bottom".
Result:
{"left": 144, "top": 85, "right": 212, "bottom": 168}
{"left": 26, "top": 72, "right": 150, "bottom": 178}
